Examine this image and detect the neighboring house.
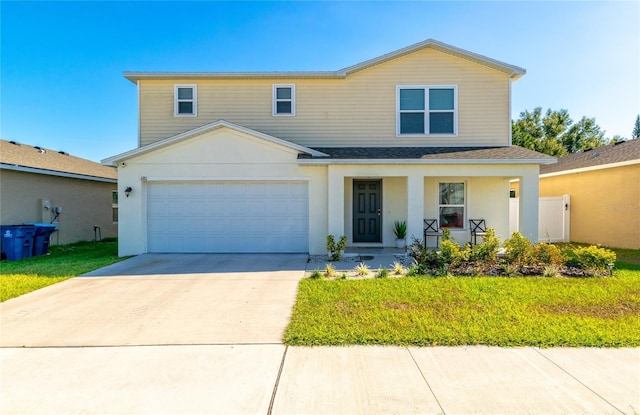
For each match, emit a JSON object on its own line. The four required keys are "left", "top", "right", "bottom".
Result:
{"left": 512, "top": 139, "right": 639, "bottom": 249}
{"left": 103, "top": 39, "right": 554, "bottom": 256}
{"left": 0, "top": 139, "right": 118, "bottom": 245}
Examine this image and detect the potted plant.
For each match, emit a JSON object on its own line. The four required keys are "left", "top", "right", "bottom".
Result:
{"left": 393, "top": 220, "right": 407, "bottom": 249}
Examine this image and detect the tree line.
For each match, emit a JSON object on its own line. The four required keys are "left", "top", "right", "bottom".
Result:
{"left": 512, "top": 109, "right": 640, "bottom": 157}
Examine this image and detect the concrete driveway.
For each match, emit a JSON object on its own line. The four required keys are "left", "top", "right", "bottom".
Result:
{"left": 0, "top": 253, "right": 308, "bottom": 347}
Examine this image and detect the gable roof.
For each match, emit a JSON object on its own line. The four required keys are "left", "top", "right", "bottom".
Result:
{"left": 540, "top": 139, "right": 640, "bottom": 175}
{"left": 124, "top": 39, "right": 525, "bottom": 83}
{"left": 298, "top": 146, "right": 555, "bottom": 165}
{"left": 101, "top": 120, "right": 329, "bottom": 165}
{"left": 1, "top": 139, "right": 117, "bottom": 182}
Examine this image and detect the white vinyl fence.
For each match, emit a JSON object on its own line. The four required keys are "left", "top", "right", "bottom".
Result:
{"left": 509, "top": 194, "right": 570, "bottom": 242}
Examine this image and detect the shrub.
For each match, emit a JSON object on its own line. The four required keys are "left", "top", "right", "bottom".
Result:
{"left": 543, "top": 265, "right": 560, "bottom": 278}
{"left": 405, "top": 264, "right": 420, "bottom": 277}
{"left": 440, "top": 239, "right": 468, "bottom": 267}
{"left": 355, "top": 263, "right": 370, "bottom": 276}
{"left": 376, "top": 268, "right": 389, "bottom": 278}
{"left": 572, "top": 245, "right": 616, "bottom": 272}
{"left": 327, "top": 235, "right": 348, "bottom": 261}
{"left": 392, "top": 261, "right": 406, "bottom": 275}
{"left": 408, "top": 237, "right": 440, "bottom": 268}
{"left": 310, "top": 269, "right": 323, "bottom": 279}
{"left": 325, "top": 264, "right": 337, "bottom": 278}
{"left": 504, "top": 232, "right": 534, "bottom": 266}
{"left": 533, "top": 243, "right": 565, "bottom": 266}
{"left": 501, "top": 263, "right": 520, "bottom": 277}
{"left": 470, "top": 228, "right": 500, "bottom": 264}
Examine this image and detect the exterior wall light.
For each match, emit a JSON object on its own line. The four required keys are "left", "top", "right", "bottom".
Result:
{"left": 124, "top": 186, "right": 133, "bottom": 197}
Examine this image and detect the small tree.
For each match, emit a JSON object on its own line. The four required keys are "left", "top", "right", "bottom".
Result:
{"left": 633, "top": 114, "right": 640, "bottom": 139}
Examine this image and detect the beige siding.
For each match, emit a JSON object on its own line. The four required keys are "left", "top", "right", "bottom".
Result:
{"left": 0, "top": 170, "right": 118, "bottom": 245}
{"left": 139, "top": 48, "right": 511, "bottom": 147}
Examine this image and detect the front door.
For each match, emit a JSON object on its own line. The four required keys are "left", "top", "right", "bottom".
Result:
{"left": 352, "top": 180, "right": 382, "bottom": 243}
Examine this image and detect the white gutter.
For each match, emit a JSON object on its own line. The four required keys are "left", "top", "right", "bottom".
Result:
{"left": 1, "top": 164, "right": 117, "bottom": 183}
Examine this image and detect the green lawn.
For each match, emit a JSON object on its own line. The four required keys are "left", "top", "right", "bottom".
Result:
{"left": 0, "top": 239, "right": 126, "bottom": 302}
{"left": 284, "top": 262, "right": 640, "bottom": 347}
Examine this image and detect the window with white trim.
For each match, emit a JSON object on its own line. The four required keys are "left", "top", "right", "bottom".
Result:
{"left": 273, "top": 84, "right": 295, "bottom": 116}
{"left": 397, "top": 85, "right": 457, "bottom": 135}
{"left": 174, "top": 84, "right": 197, "bottom": 116}
{"left": 438, "top": 182, "right": 465, "bottom": 228}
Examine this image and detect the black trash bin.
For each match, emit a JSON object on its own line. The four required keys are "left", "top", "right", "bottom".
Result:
{"left": 0, "top": 225, "right": 37, "bottom": 260}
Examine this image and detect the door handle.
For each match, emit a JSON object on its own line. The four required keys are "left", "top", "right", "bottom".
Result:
{"left": 377, "top": 209, "right": 381, "bottom": 216}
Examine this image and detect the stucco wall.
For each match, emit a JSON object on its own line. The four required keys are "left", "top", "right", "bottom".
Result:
{"left": 116, "top": 127, "right": 328, "bottom": 256}
{"left": 509, "top": 164, "right": 640, "bottom": 248}
{"left": 0, "top": 169, "right": 117, "bottom": 244}
{"left": 539, "top": 165, "right": 639, "bottom": 249}
{"left": 138, "top": 48, "right": 511, "bottom": 148}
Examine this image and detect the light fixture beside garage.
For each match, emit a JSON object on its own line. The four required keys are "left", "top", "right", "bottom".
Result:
{"left": 124, "top": 186, "right": 132, "bottom": 197}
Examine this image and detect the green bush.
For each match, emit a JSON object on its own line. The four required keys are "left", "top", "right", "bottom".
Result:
{"left": 310, "top": 269, "right": 323, "bottom": 279}
{"left": 470, "top": 228, "right": 500, "bottom": 264}
{"left": 326, "top": 235, "right": 348, "bottom": 261}
{"left": 504, "top": 232, "right": 534, "bottom": 266}
{"left": 533, "top": 243, "right": 565, "bottom": 266}
{"left": 440, "top": 239, "right": 469, "bottom": 267}
{"left": 572, "top": 245, "right": 616, "bottom": 272}
{"left": 407, "top": 237, "right": 441, "bottom": 268}
{"left": 376, "top": 268, "right": 389, "bottom": 278}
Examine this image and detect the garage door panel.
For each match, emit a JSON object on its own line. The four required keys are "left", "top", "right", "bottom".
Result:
{"left": 147, "top": 182, "right": 308, "bottom": 253}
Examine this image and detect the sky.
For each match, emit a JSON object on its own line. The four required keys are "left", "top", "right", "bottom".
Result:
{"left": 1, "top": 1, "right": 639, "bottom": 162}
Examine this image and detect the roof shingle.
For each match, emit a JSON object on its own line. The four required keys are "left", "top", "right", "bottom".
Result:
{"left": 299, "top": 145, "right": 555, "bottom": 162}
{"left": 540, "top": 139, "right": 640, "bottom": 174}
{"left": 0, "top": 139, "right": 117, "bottom": 180}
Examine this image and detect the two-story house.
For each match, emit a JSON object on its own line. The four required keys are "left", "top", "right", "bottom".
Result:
{"left": 103, "top": 39, "right": 554, "bottom": 256}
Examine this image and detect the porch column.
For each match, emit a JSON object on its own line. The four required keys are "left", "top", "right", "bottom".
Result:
{"left": 407, "top": 173, "right": 424, "bottom": 243}
{"left": 519, "top": 169, "right": 540, "bottom": 243}
{"left": 327, "top": 166, "right": 345, "bottom": 237}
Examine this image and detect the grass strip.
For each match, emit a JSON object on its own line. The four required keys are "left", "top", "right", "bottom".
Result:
{"left": 285, "top": 264, "right": 640, "bottom": 347}
{"left": 1, "top": 239, "right": 124, "bottom": 301}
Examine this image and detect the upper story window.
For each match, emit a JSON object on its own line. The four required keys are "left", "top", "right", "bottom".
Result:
{"left": 397, "top": 85, "right": 457, "bottom": 135}
{"left": 273, "top": 84, "right": 295, "bottom": 116}
{"left": 174, "top": 84, "right": 197, "bottom": 117}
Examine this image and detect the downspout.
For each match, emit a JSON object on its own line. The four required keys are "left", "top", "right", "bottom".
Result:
{"left": 508, "top": 76, "right": 513, "bottom": 146}
{"left": 137, "top": 80, "right": 141, "bottom": 148}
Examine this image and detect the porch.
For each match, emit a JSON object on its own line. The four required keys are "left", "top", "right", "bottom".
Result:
{"left": 325, "top": 164, "right": 540, "bottom": 249}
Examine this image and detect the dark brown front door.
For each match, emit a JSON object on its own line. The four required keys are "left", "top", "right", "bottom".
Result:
{"left": 353, "top": 180, "right": 382, "bottom": 243}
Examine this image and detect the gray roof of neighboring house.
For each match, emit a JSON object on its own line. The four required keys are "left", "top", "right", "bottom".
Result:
{"left": 124, "top": 39, "right": 526, "bottom": 83}
{"left": 540, "top": 139, "right": 640, "bottom": 175}
{"left": 0, "top": 139, "right": 117, "bottom": 181}
{"left": 298, "top": 145, "right": 555, "bottom": 163}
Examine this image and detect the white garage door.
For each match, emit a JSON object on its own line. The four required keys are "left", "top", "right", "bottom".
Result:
{"left": 147, "top": 182, "right": 309, "bottom": 253}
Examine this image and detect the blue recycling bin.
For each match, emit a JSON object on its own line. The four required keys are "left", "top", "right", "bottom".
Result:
{"left": 0, "top": 225, "right": 37, "bottom": 260}
{"left": 30, "top": 223, "right": 57, "bottom": 256}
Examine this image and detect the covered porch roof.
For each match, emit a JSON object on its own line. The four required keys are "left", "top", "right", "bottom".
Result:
{"left": 298, "top": 146, "right": 556, "bottom": 164}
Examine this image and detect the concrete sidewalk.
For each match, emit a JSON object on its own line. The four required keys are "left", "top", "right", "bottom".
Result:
{"left": 2, "top": 345, "right": 638, "bottom": 414}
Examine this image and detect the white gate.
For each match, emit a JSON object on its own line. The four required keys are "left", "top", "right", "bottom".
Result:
{"left": 509, "top": 194, "right": 570, "bottom": 242}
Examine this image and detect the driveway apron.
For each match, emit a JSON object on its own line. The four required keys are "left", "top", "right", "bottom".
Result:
{"left": 0, "top": 253, "right": 308, "bottom": 347}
